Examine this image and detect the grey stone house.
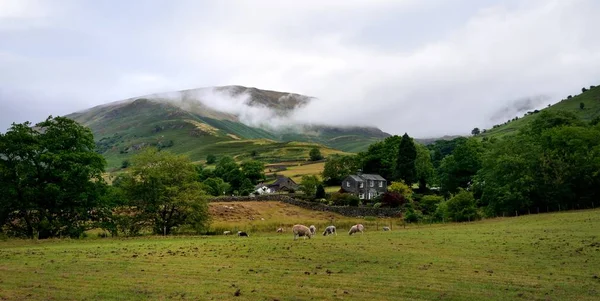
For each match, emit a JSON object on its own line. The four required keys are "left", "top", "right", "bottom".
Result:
{"left": 340, "top": 173, "right": 387, "bottom": 200}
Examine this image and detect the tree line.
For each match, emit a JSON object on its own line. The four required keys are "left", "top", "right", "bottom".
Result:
{"left": 322, "top": 110, "right": 600, "bottom": 222}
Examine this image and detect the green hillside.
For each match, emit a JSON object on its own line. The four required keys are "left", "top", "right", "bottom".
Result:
{"left": 66, "top": 90, "right": 365, "bottom": 170}
{"left": 482, "top": 85, "right": 600, "bottom": 138}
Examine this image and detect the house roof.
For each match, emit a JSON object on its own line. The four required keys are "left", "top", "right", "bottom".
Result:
{"left": 348, "top": 175, "right": 364, "bottom": 182}
{"left": 269, "top": 176, "right": 298, "bottom": 187}
{"left": 359, "top": 174, "right": 386, "bottom": 181}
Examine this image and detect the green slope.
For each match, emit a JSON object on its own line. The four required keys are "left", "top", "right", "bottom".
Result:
{"left": 66, "top": 97, "right": 354, "bottom": 170}
{"left": 482, "top": 85, "right": 600, "bottom": 139}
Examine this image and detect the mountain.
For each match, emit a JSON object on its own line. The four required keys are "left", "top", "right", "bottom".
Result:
{"left": 66, "top": 86, "right": 390, "bottom": 169}
{"left": 481, "top": 84, "right": 600, "bottom": 139}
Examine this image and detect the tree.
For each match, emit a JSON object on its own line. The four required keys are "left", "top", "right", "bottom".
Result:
{"left": 582, "top": 87, "right": 588, "bottom": 93}
{"left": 300, "top": 175, "right": 320, "bottom": 198}
{"left": 121, "top": 160, "right": 130, "bottom": 169}
{"left": 241, "top": 160, "right": 265, "bottom": 184}
{"left": 315, "top": 184, "right": 326, "bottom": 199}
{"left": 395, "top": 133, "right": 417, "bottom": 184}
{"left": 201, "top": 177, "right": 230, "bottom": 196}
{"left": 0, "top": 116, "right": 107, "bottom": 238}
{"left": 206, "top": 154, "right": 217, "bottom": 164}
{"left": 437, "top": 138, "right": 483, "bottom": 195}
{"left": 415, "top": 144, "right": 435, "bottom": 191}
{"left": 471, "top": 127, "right": 481, "bottom": 135}
{"left": 322, "top": 155, "right": 360, "bottom": 185}
{"left": 120, "top": 149, "right": 210, "bottom": 235}
{"left": 359, "top": 135, "right": 401, "bottom": 181}
{"left": 309, "top": 147, "right": 323, "bottom": 161}
{"left": 239, "top": 178, "right": 255, "bottom": 196}
{"left": 214, "top": 156, "right": 244, "bottom": 192}
{"left": 580, "top": 102, "right": 585, "bottom": 110}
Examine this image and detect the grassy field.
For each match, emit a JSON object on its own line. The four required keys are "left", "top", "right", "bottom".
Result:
{"left": 1, "top": 209, "right": 598, "bottom": 300}
{"left": 264, "top": 161, "right": 326, "bottom": 182}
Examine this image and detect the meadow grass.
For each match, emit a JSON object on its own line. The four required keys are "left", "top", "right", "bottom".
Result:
{"left": 0, "top": 209, "right": 598, "bottom": 300}
{"left": 264, "top": 162, "right": 325, "bottom": 182}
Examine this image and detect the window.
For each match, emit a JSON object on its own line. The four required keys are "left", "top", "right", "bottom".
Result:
{"left": 359, "top": 182, "right": 364, "bottom": 188}
{"left": 346, "top": 181, "right": 350, "bottom": 187}
{"left": 368, "top": 192, "right": 372, "bottom": 199}
{"left": 359, "top": 193, "right": 365, "bottom": 199}
{"left": 370, "top": 180, "right": 374, "bottom": 187}
{"left": 378, "top": 181, "right": 383, "bottom": 188}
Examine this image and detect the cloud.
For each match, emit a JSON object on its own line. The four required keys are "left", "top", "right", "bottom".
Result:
{"left": 1, "top": 0, "right": 600, "bottom": 137}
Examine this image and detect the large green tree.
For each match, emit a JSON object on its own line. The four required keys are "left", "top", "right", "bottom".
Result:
{"left": 300, "top": 175, "right": 320, "bottom": 198}
{"left": 395, "top": 133, "right": 417, "bottom": 184}
{"left": 120, "top": 149, "right": 210, "bottom": 235}
{"left": 359, "top": 135, "right": 401, "bottom": 181}
{"left": 438, "top": 138, "right": 483, "bottom": 195}
{"left": 322, "top": 155, "right": 360, "bottom": 185}
{"left": 240, "top": 160, "right": 265, "bottom": 184}
{"left": 415, "top": 143, "right": 435, "bottom": 191}
{"left": 0, "top": 116, "right": 107, "bottom": 238}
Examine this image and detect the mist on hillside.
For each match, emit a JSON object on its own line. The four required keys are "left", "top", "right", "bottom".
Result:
{"left": 145, "top": 87, "right": 380, "bottom": 134}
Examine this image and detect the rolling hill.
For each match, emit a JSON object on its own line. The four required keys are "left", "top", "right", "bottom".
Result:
{"left": 481, "top": 85, "right": 600, "bottom": 139}
{"left": 66, "top": 86, "right": 388, "bottom": 169}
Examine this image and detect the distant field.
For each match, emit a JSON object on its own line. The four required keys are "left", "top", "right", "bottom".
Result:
{"left": 264, "top": 161, "right": 325, "bottom": 182}
{"left": 1, "top": 209, "right": 598, "bottom": 300}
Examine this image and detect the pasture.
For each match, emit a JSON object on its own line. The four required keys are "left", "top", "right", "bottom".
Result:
{"left": 0, "top": 209, "right": 599, "bottom": 300}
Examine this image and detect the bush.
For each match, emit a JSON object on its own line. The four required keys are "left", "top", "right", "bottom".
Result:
{"left": 379, "top": 191, "right": 407, "bottom": 208}
{"left": 404, "top": 204, "right": 423, "bottom": 223}
{"left": 446, "top": 189, "right": 479, "bottom": 222}
{"left": 315, "top": 184, "right": 326, "bottom": 199}
{"left": 420, "top": 195, "right": 444, "bottom": 215}
{"left": 206, "top": 154, "right": 217, "bottom": 164}
{"left": 373, "top": 202, "right": 382, "bottom": 208}
{"left": 329, "top": 192, "right": 360, "bottom": 206}
{"left": 121, "top": 160, "right": 130, "bottom": 169}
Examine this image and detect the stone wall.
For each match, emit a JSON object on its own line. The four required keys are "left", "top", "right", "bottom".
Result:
{"left": 209, "top": 195, "right": 402, "bottom": 217}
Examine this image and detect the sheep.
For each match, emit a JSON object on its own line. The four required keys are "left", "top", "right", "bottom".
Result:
{"left": 322, "top": 225, "right": 337, "bottom": 236}
{"left": 223, "top": 230, "right": 232, "bottom": 235}
{"left": 309, "top": 225, "right": 316, "bottom": 235}
{"left": 237, "top": 231, "right": 249, "bottom": 237}
{"left": 276, "top": 227, "right": 284, "bottom": 233}
{"left": 348, "top": 224, "right": 364, "bottom": 235}
{"left": 292, "top": 224, "right": 313, "bottom": 240}
{"left": 382, "top": 226, "right": 390, "bottom": 231}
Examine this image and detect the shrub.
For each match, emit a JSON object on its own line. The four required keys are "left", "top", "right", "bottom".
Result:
{"left": 379, "top": 191, "right": 407, "bottom": 208}
{"left": 121, "top": 160, "right": 130, "bottom": 169}
{"left": 315, "top": 184, "right": 326, "bottom": 199}
{"left": 329, "top": 192, "right": 360, "bottom": 206}
{"left": 420, "top": 195, "right": 444, "bottom": 215}
{"left": 373, "top": 202, "right": 382, "bottom": 208}
{"left": 404, "top": 204, "right": 423, "bottom": 223}
{"left": 446, "top": 189, "right": 479, "bottom": 222}
{"left": 206, "top": 154, "right": 217, "bottom": 164}
{"left": 388, "top": 181, "right": 413, "bottom": 201}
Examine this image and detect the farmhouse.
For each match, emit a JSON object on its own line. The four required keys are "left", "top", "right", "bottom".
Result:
{"left": 255, "top": 175, "right": 299, "bottom": 194}
{"left": 341, "top": 172, "right": 387, "bottom": 200}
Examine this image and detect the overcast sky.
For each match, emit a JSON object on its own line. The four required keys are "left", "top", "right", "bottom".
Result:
{"left": 1, "top": 0, "right": 600, "bottom": 137}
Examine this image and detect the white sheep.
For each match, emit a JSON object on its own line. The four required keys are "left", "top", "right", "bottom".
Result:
{"left": 348, "top": 224, "right": 364, "bottom": 235}
{"left": 276, "top": 227, "right": 284, "bottom": 233}
{"left": 309, "top": 225, "right": 316, "bottom": 235}
{"left": 237, "top": 231, "right": 249, "bottom": 237}
{"left": 322, "top": 225, "right": 337, "bottom": 236}
{"left": 223, "top": 230, "right": 232, "bottom": 235}
{"left": 382, "top": 226, "right": 390, "bottom": 231}
{"left": 292, "top": 224, "right": 313, "bottom": 240}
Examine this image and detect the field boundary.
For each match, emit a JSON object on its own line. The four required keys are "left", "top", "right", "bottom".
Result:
{"left": 209, "top": 195, "right": 402, "bottom": 217}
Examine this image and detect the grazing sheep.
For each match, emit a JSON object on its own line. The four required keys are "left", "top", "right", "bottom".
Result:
{"left": 382, "top": 226, "right": 390, "bottom": 231}
{"left": 292, "top": 224, "right": 313, "bottom": 240}
{"left": 348, "top": 224, "right": 365, "bottom": 235}
{"left": 223, "top": 230, "right": 232, "bottom": 235}
{"left": 237, "top": 231, "right": 249, "bottom": 237}
{"left": 322, "top": 225, "right": 337, "bottom": 236}
{"left": 309, "top": 225, "right": 316, "bottom": 235}
{"left": 276, "top": 227, "right": 284, "bottom": 233}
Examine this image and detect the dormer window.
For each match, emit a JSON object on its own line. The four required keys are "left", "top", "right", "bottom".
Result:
{"left": 370, "top": 180, "right": 374, "bottom": 187}
{"left": 359, "top": 182, "right": 364, "bottom": 188}
{"left": 378, "top": 181, "right": 383, "bottom": 188}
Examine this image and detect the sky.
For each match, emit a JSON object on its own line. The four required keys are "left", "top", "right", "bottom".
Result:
{"left": 1, "top": 0, "right": 600, "bottom": 137}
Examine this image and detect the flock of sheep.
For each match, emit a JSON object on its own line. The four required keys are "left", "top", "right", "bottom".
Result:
{"left": 223, "top": 223, "right": 392, "bottom": 240}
